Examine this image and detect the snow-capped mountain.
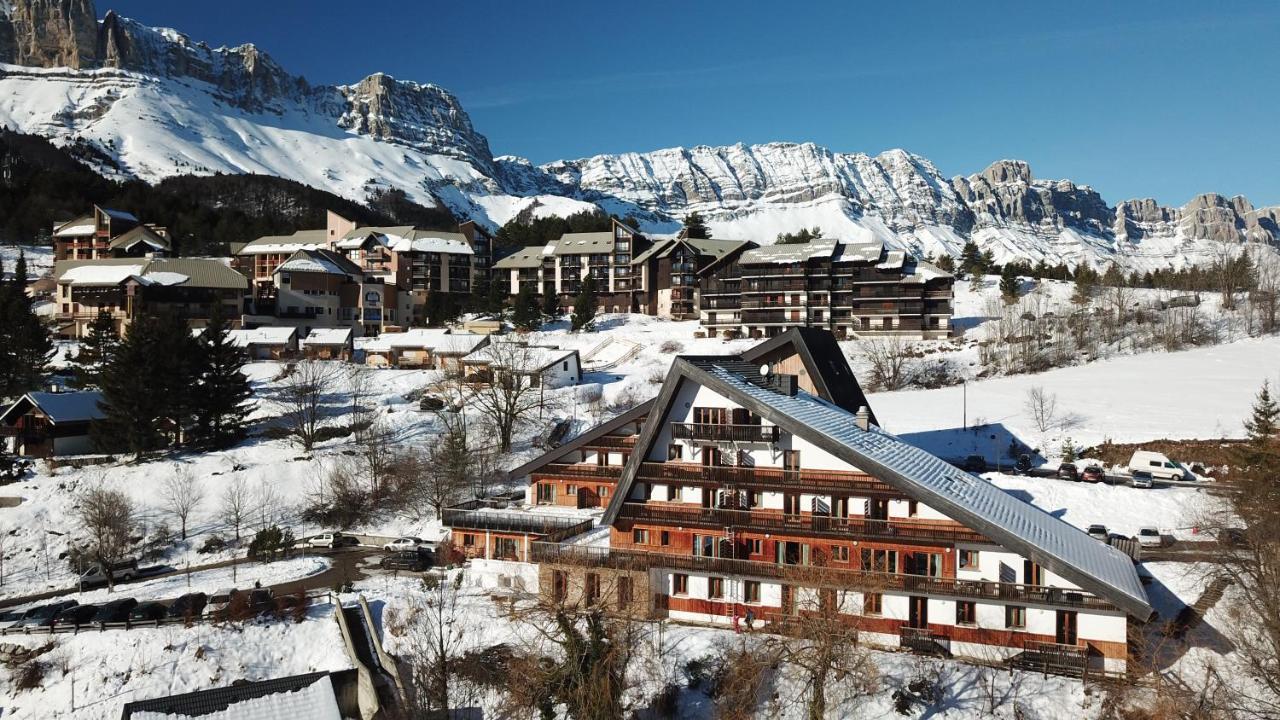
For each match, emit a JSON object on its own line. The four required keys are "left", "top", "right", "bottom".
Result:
{"left": 1, "top": 0, "right": 1276, "bottom": 270}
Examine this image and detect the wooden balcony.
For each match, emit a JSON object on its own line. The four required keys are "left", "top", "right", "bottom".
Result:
{"left": 616, "top": 502, "right": 987, "bottom": 544}
{"left": 636, "top": 462, "right": 900, "bottom": 496}
{"left": 533, "top": 462, "right": 625, "bottom": 479}
{"left": 1008, "top": 641, "right": 1089, "bottom": 678}
{"left": 900, "top": 626, "right": 951, "bottom": 656}
{"left": 442, "top": 501, "right": 594, "bottom": 537}
{"left": 530, "top": 543, "right": 1117, "bottom": 612}
{"left": 671, "top": 423, "right": 780, "bottom": 443}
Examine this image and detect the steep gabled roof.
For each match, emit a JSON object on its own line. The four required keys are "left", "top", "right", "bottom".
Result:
{"left": 505, "top": 399, "right": 654, "bottom": 482}
{"left": 120, "top": 671, "right": 340, "bottom": 719}
{"left": 1, "top": 391, "right": 105, "bottom": 426}
{"left": 601, "top": 358, "right": 1152, "bottom": 618}
{"left": 276, "top": 248, "right": 361, "bottom": 276}
{"left": 741, "top": 326, "right": 876, "bottom": 424}
{"left": 108, "top": 225, "right": 170, "bottom": 252}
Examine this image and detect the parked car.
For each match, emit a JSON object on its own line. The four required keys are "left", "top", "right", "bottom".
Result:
{"left": 129, "top": 601, "right": 168, "bottom": 623}
{"left": 1086, "top": 524, "right": 1109, "bottom": 541}
{"left": 92, "top": 598, "right": 139, "bottom": 624}
{"left": 1081, "top": 465, "right": 1105, "bottom": 483}
{"left": 166, "top": 593, "right": 208, "bottom": 620}
{"left": 309, "top": 532, "right": 358, "bottom": 549}
{"left": 204, "top": 588, "right": 240, "bottom": 619}
{"left": 383, "top": 537, "right": 428, "bottom": 553}
{"left": 18, "top": 600, "right": 78, "bottom": 627}
{"left": 247, "top": 588, "right": 275, "bottom": 613}
{"left": 79, "top": 558, "right": 139, "bottom": 588}
{"left": 51, "top": 604, "right": 100, "bottom": 628}
{"left": 0, "top": 609, "right": 26, "bottom": 630}
{"left": 1137, "top": 527, "right": 1164, "bottom": 548}
{"left": 380, "top": 551, "right": 429, "bottom": 572}
{"left": 1128, "top": 451, "right": 1190, "bottom": 481}
{"left": 1057, "top": 463, "right": 1079, "bottom": 481}
{"left": 962, "top": 455, "right": 986, "bottom": 472}
{"left": 273, "top": 594, "right": 308, "bottom": 617}
{"left": 1131, "top": 473, "right": 1153, "bottom": 489}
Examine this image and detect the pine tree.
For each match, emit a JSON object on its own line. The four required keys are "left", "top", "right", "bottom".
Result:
{"left": 682, "top": 212, "right": 710, "bottom": 239}
{"left": 511, "top": 284, "right": 542, "bottom": 331}
{"left": 69, "top": 310, "right": 120, "bottom": 389}
{"left": 935, "top": 254, "right": 956, "bottom": 273}
{"left": 541, "top": 287, "right": 560, "bottom": 320}
{"left": 194, "top": 304, "right": 252, "bottom": 448}
{"left": 1071, "top": 264, "right": 1097, "bottom": 306}
{"left": 154, "top": 313, "right": 204, "bottom": 446}
{"left": 0, "top": 250, "right": 52, "bottom": 400}
{"left": 484, "top": 279, "right": 506, "bottom": 315}
{"left": 999, "top": 264, "right": 1021, "bottom": 303}
{"left": 571, "top": 274, "right": 598, "bottom": 331}
{"left": 1244, "top": 380, "right": 1280, "bottom": 446}
{"left": 958, "top": 242, "right": 984, "bottom": 278}
{"left": 94, "top": 314, "right": 169, "bottom": 457}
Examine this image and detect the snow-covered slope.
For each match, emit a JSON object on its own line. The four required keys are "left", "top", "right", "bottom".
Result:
{"left": 1, "top": 0, "right": 1275, "bottom": 270}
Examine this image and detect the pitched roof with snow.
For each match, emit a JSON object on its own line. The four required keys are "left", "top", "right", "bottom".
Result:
{"left": 463, "top": 343, "right": 579, "bottom": 371}
{"left": 493, "top": 246, "right": 547, "bottom": 269}
{"left": 54, "top": 258, "right": 246, "bottom": 290}
{"left": 109, "top": 225, "right": 171, "bottom": 252}
{"left": 740, "top": 240, "right": 840, "bottom": 264}
{"left": 223, "top": 326, "right": 297, "bottom": 347}
{"left": 53, "top": 215, "right": 95, "bottom": 237}
{"left": 275, "top": 249, "right": 361, "bottom": 276}
{"left": 551, "top": 231, "right": 616, "bottom": 255}
{"left": 600, "top": 347, "right": 1152, "bottom": 618}
{"left": 301, "top": 327, "right": 354, "bottom": 347}
{"left": 121, "top": 671, "right": 341, "bottom": 720}
{"left": 236, "top": 229, "right": 329, "bottom": 255}
{"left": 1, "top": 390, "right": 105, "bottom": 425}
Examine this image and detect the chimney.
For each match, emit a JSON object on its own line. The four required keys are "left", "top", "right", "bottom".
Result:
{"left": 855, "top": 406, "right": 870, "bottom": 431}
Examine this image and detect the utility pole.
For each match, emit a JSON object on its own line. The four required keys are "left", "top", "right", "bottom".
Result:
{"left": 963, "top": 380, "right": 968, "bottom": 430}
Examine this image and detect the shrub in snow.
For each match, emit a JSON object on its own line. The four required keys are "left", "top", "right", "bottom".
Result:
{"left": 660, "top": 339, "right": 684, "bottom": 354}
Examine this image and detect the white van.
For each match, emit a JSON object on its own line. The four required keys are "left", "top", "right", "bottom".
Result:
{"left": 1128, "top": 451, "right": 1188, "bottom": 481}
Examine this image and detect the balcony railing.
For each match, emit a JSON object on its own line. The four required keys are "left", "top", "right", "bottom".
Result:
{"left": 636, "top": 462, "right": 897, "bottom": 495}
{"left": 533, "top": 462, "right": 625, "bottom": 478}
{"left": 741, "top": 310, "right": 803, "bottom": 324}
{"left": 529, "top": 543, "right": 1116, "bottom": 611}
{"left": 671, "top": 423, "right": 780, "bottom": 443}
{"left": 617, "top": 503, "right": 987, "bottom": 544}
{"left": 583, "top": 435, "right": 637, "bottom": 449}
{"left": 442, "top": 502, "right": 595, "bottom": 536}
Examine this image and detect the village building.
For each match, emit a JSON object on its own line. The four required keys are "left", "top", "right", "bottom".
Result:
{"left": 120, "top": 671, "right": 359, "bottom": 720}
{"left": 51, "top": 205, "right": 171, "bottom": 261}
{"left": 300, "top": 327, "right": 355, "bottom": 360}
{"left": 699, "top": 238, "right": 954, "bottom": 339}
{"left": 443, "top": 499, "right": 594, "bottom": 564}
{"left": 359, "top": 329, "right": 490, "bottom": 369}
{"left": 232, "top": 212, "right": 493, "bottom": 332}
{"left": 461, "top": 343, "right": 581, "bottom": 388}
{"left": 527, "top": 331, "right": 1150, "bottom": 676}
{"left": 221, "top": 326, "right": 299, "bottom": 360}
{"left": 492, "top": 219, "right": 755, "bottom": 320}
{"left": 0, "top": 390, "right": 109, "bottom": 457}
{"left": 52, "top": 258, "right": 247, "bottom": 339}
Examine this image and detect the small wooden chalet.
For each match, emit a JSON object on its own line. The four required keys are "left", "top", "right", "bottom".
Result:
{"left": 0, "top": 390, "right": 109, "bottom": 457}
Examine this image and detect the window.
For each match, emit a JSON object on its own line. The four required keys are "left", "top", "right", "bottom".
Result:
{"left": 598, "top": 452, "right": 609, "bottom": 466}
{"left": 831, "top": 545, "right": 850, "bottom": 562}
{"left": 461, "top": 534, "right": 475, "bottom": 547}
{"left": 860, "top": 548, "right": 898, "bottom": 573}
{"left": 633, "top": 529, "right": 650, "bottom": 545}
{"left": 617, "top": 576, "right": 633, "bottom": 608}
{"left": 562, "top": 361, "right": 568, "bottom": 371}
{"left": 907, "top": 500, "right": 919, "bottom": 517}
{"left": 566, "top": 485, "right": 577, "bottom": 496}
{"left": 783, "top": 450, "right": 800, "bottom": 472}
{"left": 673, "top": 573, "right": 689, "bottom": 595}
{"left": 599, "top": 486, "right": 609, "bottom": 499}
{"left": 708, "top": 577, "right": 724, "bottom": 599}
{"left": 660, "top": 530, "right": 670, "bottom": 546}
{"left": 694, "top": 535, "right": 716, "bottom": 557}
{"left": 535, "top": 483, "right": 555, "bottom": 504}
{"left": 959, "top": 549, "right": 980, "bottom": 570}
{"left": 744, "top": 581, "right": 761, "bottom": 604}
{"left": 750, "top": 539, "right": 763, "bottom": 555}
{"left": 956, "top": 601, "right": 976, "bottom": 626}
{"left": 668, "top": 444, "right": 683, "bottom": 460}
{"left": 1006, "top": 605, "right": 1026, "bottom": 629}
{"left": 669, "top": 484, "right": 683, "bottom": 502}
{"left": 863, "top": 592, "right": 883, "bottom": 615}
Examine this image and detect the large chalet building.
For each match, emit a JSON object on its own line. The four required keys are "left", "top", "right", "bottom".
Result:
{"left": 232, "top": 211, "right": 494, "bottom": 335}
{"left": 52, "top": 257, "right": 248, "bottom": 339}
{"left": 493, "top": 220, "right": 753, "bottom": 319}
{"left": 510, "top": 330, "right": 1149, "bottom": 677}
{"left": 52, "top": 206, "right": 171, "bottom": 261}
{"left": 699, "top": 238, "right": 953, "bottom": 339}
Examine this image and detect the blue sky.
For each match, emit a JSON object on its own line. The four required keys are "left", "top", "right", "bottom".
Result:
{"left": 107, "top": 1, "right": 1280, "bottom": 207}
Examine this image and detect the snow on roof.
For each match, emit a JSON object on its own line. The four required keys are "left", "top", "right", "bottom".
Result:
{"left": 551, "top": 232, "right": 615, "bottom": 255}
{"left": 237, "top": 229, "right": 329, "bottom": 255}
{"left": 138, "top": 271, "right": 190, "bottom": 286}
{"left": 60, "top": 263, "right": 148, "bottom": 286}
{"left": 124, "top": 672, "right": 341, "bottom": 720}
{"left": 905, "top": 258, "right": 952, "bottom": 282}
{"left": 53, "top": 216, "right": 95, "bottom": 237}
{"left": 463, "top": 343, "right": 578, "bottom": 371}
{"left": 493, "top": 246, "right": 547, "bottom": 269}
{"left": 301, "top": 327, "right": 353, "bottom": 346}
{"left": 431, "top": 332, "right": 488, "bottom": 355}
{"left": 740, "top": 240, "right": 839, "bottom": 264}
{"left": 1, "top": 390, "right": 105, "bottom": 425}
{"left": 359, "top": 328, "right": 449, "bottom": 353}
{"left": 387, "top": 234, "right": 475, "bottom": 255}
{"left": 276, "top": 249, "right": 358, "bottom": 276}
{"left": 223, "top": 326, "right": 297, "bottom": 347}
{"left": 685, "top": 362, "right": 1152, "bottom": 617}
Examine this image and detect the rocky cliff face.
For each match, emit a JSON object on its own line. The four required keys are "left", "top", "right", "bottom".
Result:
{"left": 0, "top": 0, "right": 98, "bottom": 69}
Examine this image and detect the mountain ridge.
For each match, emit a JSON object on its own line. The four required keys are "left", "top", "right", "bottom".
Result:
{"left": 0, "top": 0, "right": 1275, "bottom": 271}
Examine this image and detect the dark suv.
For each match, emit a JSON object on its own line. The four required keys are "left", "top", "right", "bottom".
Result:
{"left": 380, "top": 551, "right": 429, "bottom": 572}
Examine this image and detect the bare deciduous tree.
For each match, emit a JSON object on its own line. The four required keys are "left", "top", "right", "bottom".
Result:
{"left": 418, "top": 412, "right": 473, "bottom": 519}
{"left": 75, "top": 484, "right": 138, "bottom": 590}
{"left": 465, "top": 342, "right": 561, "bottom": 451}
{"left": 254, "top": 476, "right": 283, "bottom": 530}
{"left": 385, "top": 572, "right": 473, "bottom": 717}
{"left": 160, "top": 467, "right": 204, "bottom": 540}
{"left": 859, "top": 335, "right": 914, "bottom": 391}
{"left": 219, "top": 476, "right": 252, "bottom": 542}
{"left": 273, "top": 361, "right": 344, "bottom": 451}
{"left": 1024, "top": 386, "right": 1059, "bottom": 434}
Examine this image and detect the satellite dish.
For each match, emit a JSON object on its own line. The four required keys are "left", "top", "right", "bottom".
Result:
{"left": 759, "top": 364, "right": 770, "bottom": 376}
